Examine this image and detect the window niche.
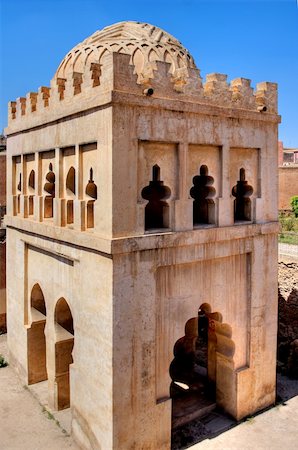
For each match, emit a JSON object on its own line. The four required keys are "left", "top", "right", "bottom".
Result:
{"left": 54, "top": 298, "right": 74, "bottom": 410}
{"left": 141, "top": 165, "right": 171, "bottom": 231}
{"left": 17, "top": 173, "right": 22, "bottom": 214}
{"left": 190, "top": 165, "right": 216, "bottom": 226}
{"left": 28, "top": 170, "right": 35, "bottom": 216}
{"left": 28, "top": 284, "right": 47, "bottom": 385}
{"left": 85, "top": 168, "right": 97, "bottom": 229}
{"left": 232, "top": 168, "right": 253, "bottom": 222}
{"left": 66, "top": 166, "right": 75, "bottom": 225}
{"left": 44, "top": 163, "right": 55, "bottom": 219}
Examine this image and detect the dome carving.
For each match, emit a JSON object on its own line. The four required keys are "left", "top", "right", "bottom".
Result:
{"left": 55, "top": 21, "right": 197, "bottom": 83}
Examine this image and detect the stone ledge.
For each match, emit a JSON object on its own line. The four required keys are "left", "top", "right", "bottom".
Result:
{"left": 5, "top": 88, "right": 281, "bottom": 137}
{"left": 5, "top": 215, "right": 279, "bottom": 256}
{"left": 111, "top": 91, "right": 281, "bottom": 125}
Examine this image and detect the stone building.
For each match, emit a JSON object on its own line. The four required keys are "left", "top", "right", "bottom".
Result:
{"left": 278, "top": 141, "right": 298, "bottom": 211}
{"left": 5, "top": 22, "right": 279, "bottom": 450}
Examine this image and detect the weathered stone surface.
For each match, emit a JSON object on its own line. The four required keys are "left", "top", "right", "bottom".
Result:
{"left": 5, "top": 21, "right": 279, "bottom": 450}
{"left": 278, "top": 261, "right": 298, "bottom": 377}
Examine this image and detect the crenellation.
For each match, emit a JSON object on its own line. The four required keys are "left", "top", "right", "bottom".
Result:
{"left": 40, "top": 86, "right": 51, "bottom": 107}
{"left": 149, "top": 60, "right": 173, "bottom": 94}
{"left": 16, "top": 97, "right": 26, "bottom": 118}
{"left": 9, "top": 101, "right": 17, "bottom": 120}
{"left": 113, "top": 52, "right": 141, "bottom": 93}
{"left": 73, "top": 71, "right": 83, "bottom": 95}
{"left": 255, "top": 81, "right": 278, "bottom": 113}
{"left": 28, "top": 92, "right": 38, "bottom": 112}
{"left": 230, "top": 77, "right": 255, "bottom": 108}
{"left": 5, "top": 25, "right": 279, "bottom": 136}
{"left": 171, "top": 66, "right": 189, "bottom": 93}
{"left": 204, "top": 73, "right": 231, "bottom": 104}
{"left": 183, "top": 67, "right": 203, "bottom": 97}
{"left": 90, "top": 62, "right": 101, "bottom": 87}
{"left": 56, "top": 77, "right": 66, "bottom": 100}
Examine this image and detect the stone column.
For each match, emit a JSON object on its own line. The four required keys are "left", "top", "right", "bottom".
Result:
{"left": 74, "top": 144, "right": 84, "bottom": 230}
{"left": 54, "top": 147, "right": 62, "bottom": 226}
{"left": 174, "top": 142, "right": 192, "bottom": 231}
{"left": 218, "top": 143, "right": 233, "bottom": 226}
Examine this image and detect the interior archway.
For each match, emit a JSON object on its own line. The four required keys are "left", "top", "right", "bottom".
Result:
{"left": 54, "top": 298, "right": 74, "bottom": 410}
{"left": 170, "top": 303, "right": 234, "bottom": 430}
{"left": 27, "top": 284, "right": 48, "bottom": 385}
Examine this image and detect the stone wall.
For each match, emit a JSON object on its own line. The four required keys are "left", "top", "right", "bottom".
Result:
{"left": 0, "top": 148, "right": 6, "bottom": 332}
{"left": 0, "top": 152, "right": 6, "bottom": 213}
{"left": 0, "top": 231, "right": 6, "bottom": 333}
{"left": 278, "top": 166, "right": 298, "bottom": 210}
{"left": 278, "top": 261, "right": 298, "bottom": 378}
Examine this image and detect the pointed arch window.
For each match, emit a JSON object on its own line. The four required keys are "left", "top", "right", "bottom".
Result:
{"left": 232, "top": 168, "right": 253, "bottom": 222}
{"left": 190, "top": 165, "right": 216, "bottom": 226}
{"left": 28, "top": 170, "right": 35, "bottom": 216}
{"left": 141, "top": 165, "right": 171, "bottom": 231}
{"left": 66, "top": 167, "right": 76, "bottom": 225}
{"left": 85, "top": 168, "right": 97, "bottom": 229}
{"left": 17, "top": 173, "right": 22, "bottom": 214}
{"left": 44, "top": 163, "right": 55, "bottom": 218}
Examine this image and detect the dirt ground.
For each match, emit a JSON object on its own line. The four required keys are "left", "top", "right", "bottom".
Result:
{"left": 0, "top": 335, "right": 79, "bottom": 450}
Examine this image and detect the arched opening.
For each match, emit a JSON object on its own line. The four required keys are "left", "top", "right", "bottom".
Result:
{"left": 17, "top": 195, "right": 21, "bottom": 214}
{"left": 44, "top": 163, "right": 55, "bottom": 218}
{"left": 27, "top": 284, "right": 48, "bottom": 384}
{"left": 232, "top": 168, "right": 253, "bottom": 222}
{"left": 54, "top": 298, "right": 74, "bottom": 410}
{"left": 170, "top": 304, "right": 234, "bottom": 430}
{"left": 17, "top": 173, "right": 22, "bottom": 192}
{"left": 66, "top": 167, "right": 75, "bottom": 225}
{"left": 17, "top": 173, "right": 21, "bottom": 214}
{"left": 28, "top": 170, "right": 35, "bottom": 189}
{"left": 141, "top": 165, "right": 171, "bottom": 231}
{"left": 28, "top": 170, "right": 35, "bottom": 216}
{"left": 85, "top": 168, "right": 97, "bottom": 229}
{"left": 190, "top": 165, "right": 216, "bottom": 226}
{"left": 66, "top": 166, "right": 75, "bottom": 195}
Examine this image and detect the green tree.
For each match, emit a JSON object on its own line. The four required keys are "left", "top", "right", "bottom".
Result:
{"left": 291, "top": 196, "right": 298, "bottom": 218}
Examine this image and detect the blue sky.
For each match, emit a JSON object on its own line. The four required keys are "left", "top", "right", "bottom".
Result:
{"left": 0, "top": 0, "right": 297, "bottom": 146}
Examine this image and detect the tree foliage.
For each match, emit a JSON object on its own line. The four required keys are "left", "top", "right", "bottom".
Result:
{"left": 291, "top": 196, "right": 298, "bottom": 217}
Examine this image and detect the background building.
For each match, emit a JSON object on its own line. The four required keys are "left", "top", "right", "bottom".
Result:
{"left": 278, "top": 141, "right": 298, "bottom": 211}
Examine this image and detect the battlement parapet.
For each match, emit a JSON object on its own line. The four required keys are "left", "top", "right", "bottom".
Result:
{"left": 6, "top": 52, "right": 278, "bottom": 132}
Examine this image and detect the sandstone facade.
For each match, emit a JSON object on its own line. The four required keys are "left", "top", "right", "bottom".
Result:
{"left": 5, "top": 21, "right": 280, "bottom": 450}
{"left": 0, "top": 136, "right": 6, "bottom": 332}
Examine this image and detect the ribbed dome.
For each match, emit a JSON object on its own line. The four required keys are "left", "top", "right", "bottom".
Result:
{"left": 55, "top": 21, "right": 196, "bottom": 81}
